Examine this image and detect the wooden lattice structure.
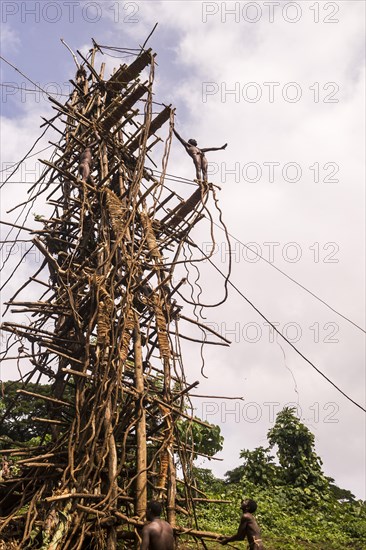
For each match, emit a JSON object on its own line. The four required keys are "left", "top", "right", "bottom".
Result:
{"left": 0, "top": 42, "right": 231, "bottom": 549}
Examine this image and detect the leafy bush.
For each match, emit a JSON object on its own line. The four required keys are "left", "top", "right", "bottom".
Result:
{"left": 192, "top": 473, "right": 366, "bottom": 549}
{"left": 189, "top": 408, "right": 366, "bottom": 549}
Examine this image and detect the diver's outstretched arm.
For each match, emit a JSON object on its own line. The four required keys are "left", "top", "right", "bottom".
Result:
{"left": 201, "top": 143, "right": 227, "bottom": 153}
{"left": 173, "top": 129, "right": 189, "bottom": 149}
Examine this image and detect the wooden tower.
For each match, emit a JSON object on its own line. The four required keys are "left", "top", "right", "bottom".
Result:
{"left": 0, "top": 42, "right": 230, "bottom": 549}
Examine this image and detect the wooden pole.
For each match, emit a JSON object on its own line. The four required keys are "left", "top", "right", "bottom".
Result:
{"left": 134, "top": 314, "right": 147, "bottom": 521}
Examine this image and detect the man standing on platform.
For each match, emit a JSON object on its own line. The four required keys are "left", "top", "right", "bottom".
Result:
{"left": 173, "top": 128, "right": 227, "bottom": 183}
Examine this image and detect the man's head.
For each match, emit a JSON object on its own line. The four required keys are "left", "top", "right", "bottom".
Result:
{"left": 188, "top": 139, "right": 197, "bottom": 146}
{"left": 147, "top": 500, "right": 162, "bottom": 521}
{"left": 241, "top": 499, "right": 257, "bottom": 513}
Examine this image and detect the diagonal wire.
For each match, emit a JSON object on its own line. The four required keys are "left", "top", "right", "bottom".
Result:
{"left": 198, "top": 245, "right": 366, "bottom": 413}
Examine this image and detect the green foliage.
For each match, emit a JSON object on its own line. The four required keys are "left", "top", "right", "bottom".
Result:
{"left": 176, "top": 419, "right": 223, "bottom": 459}
{"left": 224, "top": 464, "right": 245, "bottom": 484}
{"left": 267, "top": 407, "right": 329, "bottom": 498}
{"left": 192, "top": 472, "right": 366, "bottom": 549}
{"left": 227, "top": 407, "right": 331, "bottom": 507}
{"left": 0, "top": 381, "right": 72, "bottom": 449}
{"left": 33, "top": 213, "right": 45, "bottom": 221}
{"left": 239, "top": 446, "right": 278, "bottom": 487}
{"left": 189, "top": 407, "right": 366, "bottom": 549}
{"left": 327, "top": 477, "right": 356, "bottom": 502}
{"left": 191, "top": 466, "right": 227, "bottom": 495}
{"left": 0, "top": 382, "right": 52, "bottom": 444}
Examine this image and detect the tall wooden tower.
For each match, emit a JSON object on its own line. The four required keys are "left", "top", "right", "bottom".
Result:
{"left": 0, "top": 42, "right": 230, "bottom": 549}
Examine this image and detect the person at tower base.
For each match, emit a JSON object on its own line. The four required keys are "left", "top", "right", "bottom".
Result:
{"left": 140, "top": 500, "right": 175, "bottom": 550}
{"left": 219, "top": 498, "right": 264, "bottom": 549}
{"left": 173, "top": 128, "right": 227, "bottom": 183}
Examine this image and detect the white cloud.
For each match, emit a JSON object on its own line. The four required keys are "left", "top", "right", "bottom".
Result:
{"left": 109, "top": 0, "right": 366, "bottom": 499}
{"left": 0, "top": 25, "right": 20, "bottom": 54}
{"left": 0, "top": 0, "right": 364, "bottom": 501}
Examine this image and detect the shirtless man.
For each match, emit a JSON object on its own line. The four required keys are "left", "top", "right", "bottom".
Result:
{"left": 173, "top": 129, "right": 227, "bottom": 182}
{"left": 220, "top": 499, "right": 264, "bottom": 549}
{"left": 78, "top": 146, "right": 93, "bottom": 183}
{"left": 141, "top": 501, "right": 175, "bottom": 550}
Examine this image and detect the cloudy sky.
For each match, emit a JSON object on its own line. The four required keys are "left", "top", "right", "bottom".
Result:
{"left": 1, "top": 1, "right": 365, "bottom": 499}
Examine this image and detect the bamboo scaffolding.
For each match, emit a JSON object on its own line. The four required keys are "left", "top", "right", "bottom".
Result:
{"left": 0, "top": 42, "right": 233, "bottom": 550}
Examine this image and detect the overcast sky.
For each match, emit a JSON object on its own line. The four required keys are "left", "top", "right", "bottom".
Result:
{"left": 0, "top": 1, "right": 365, "bottom": 499}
